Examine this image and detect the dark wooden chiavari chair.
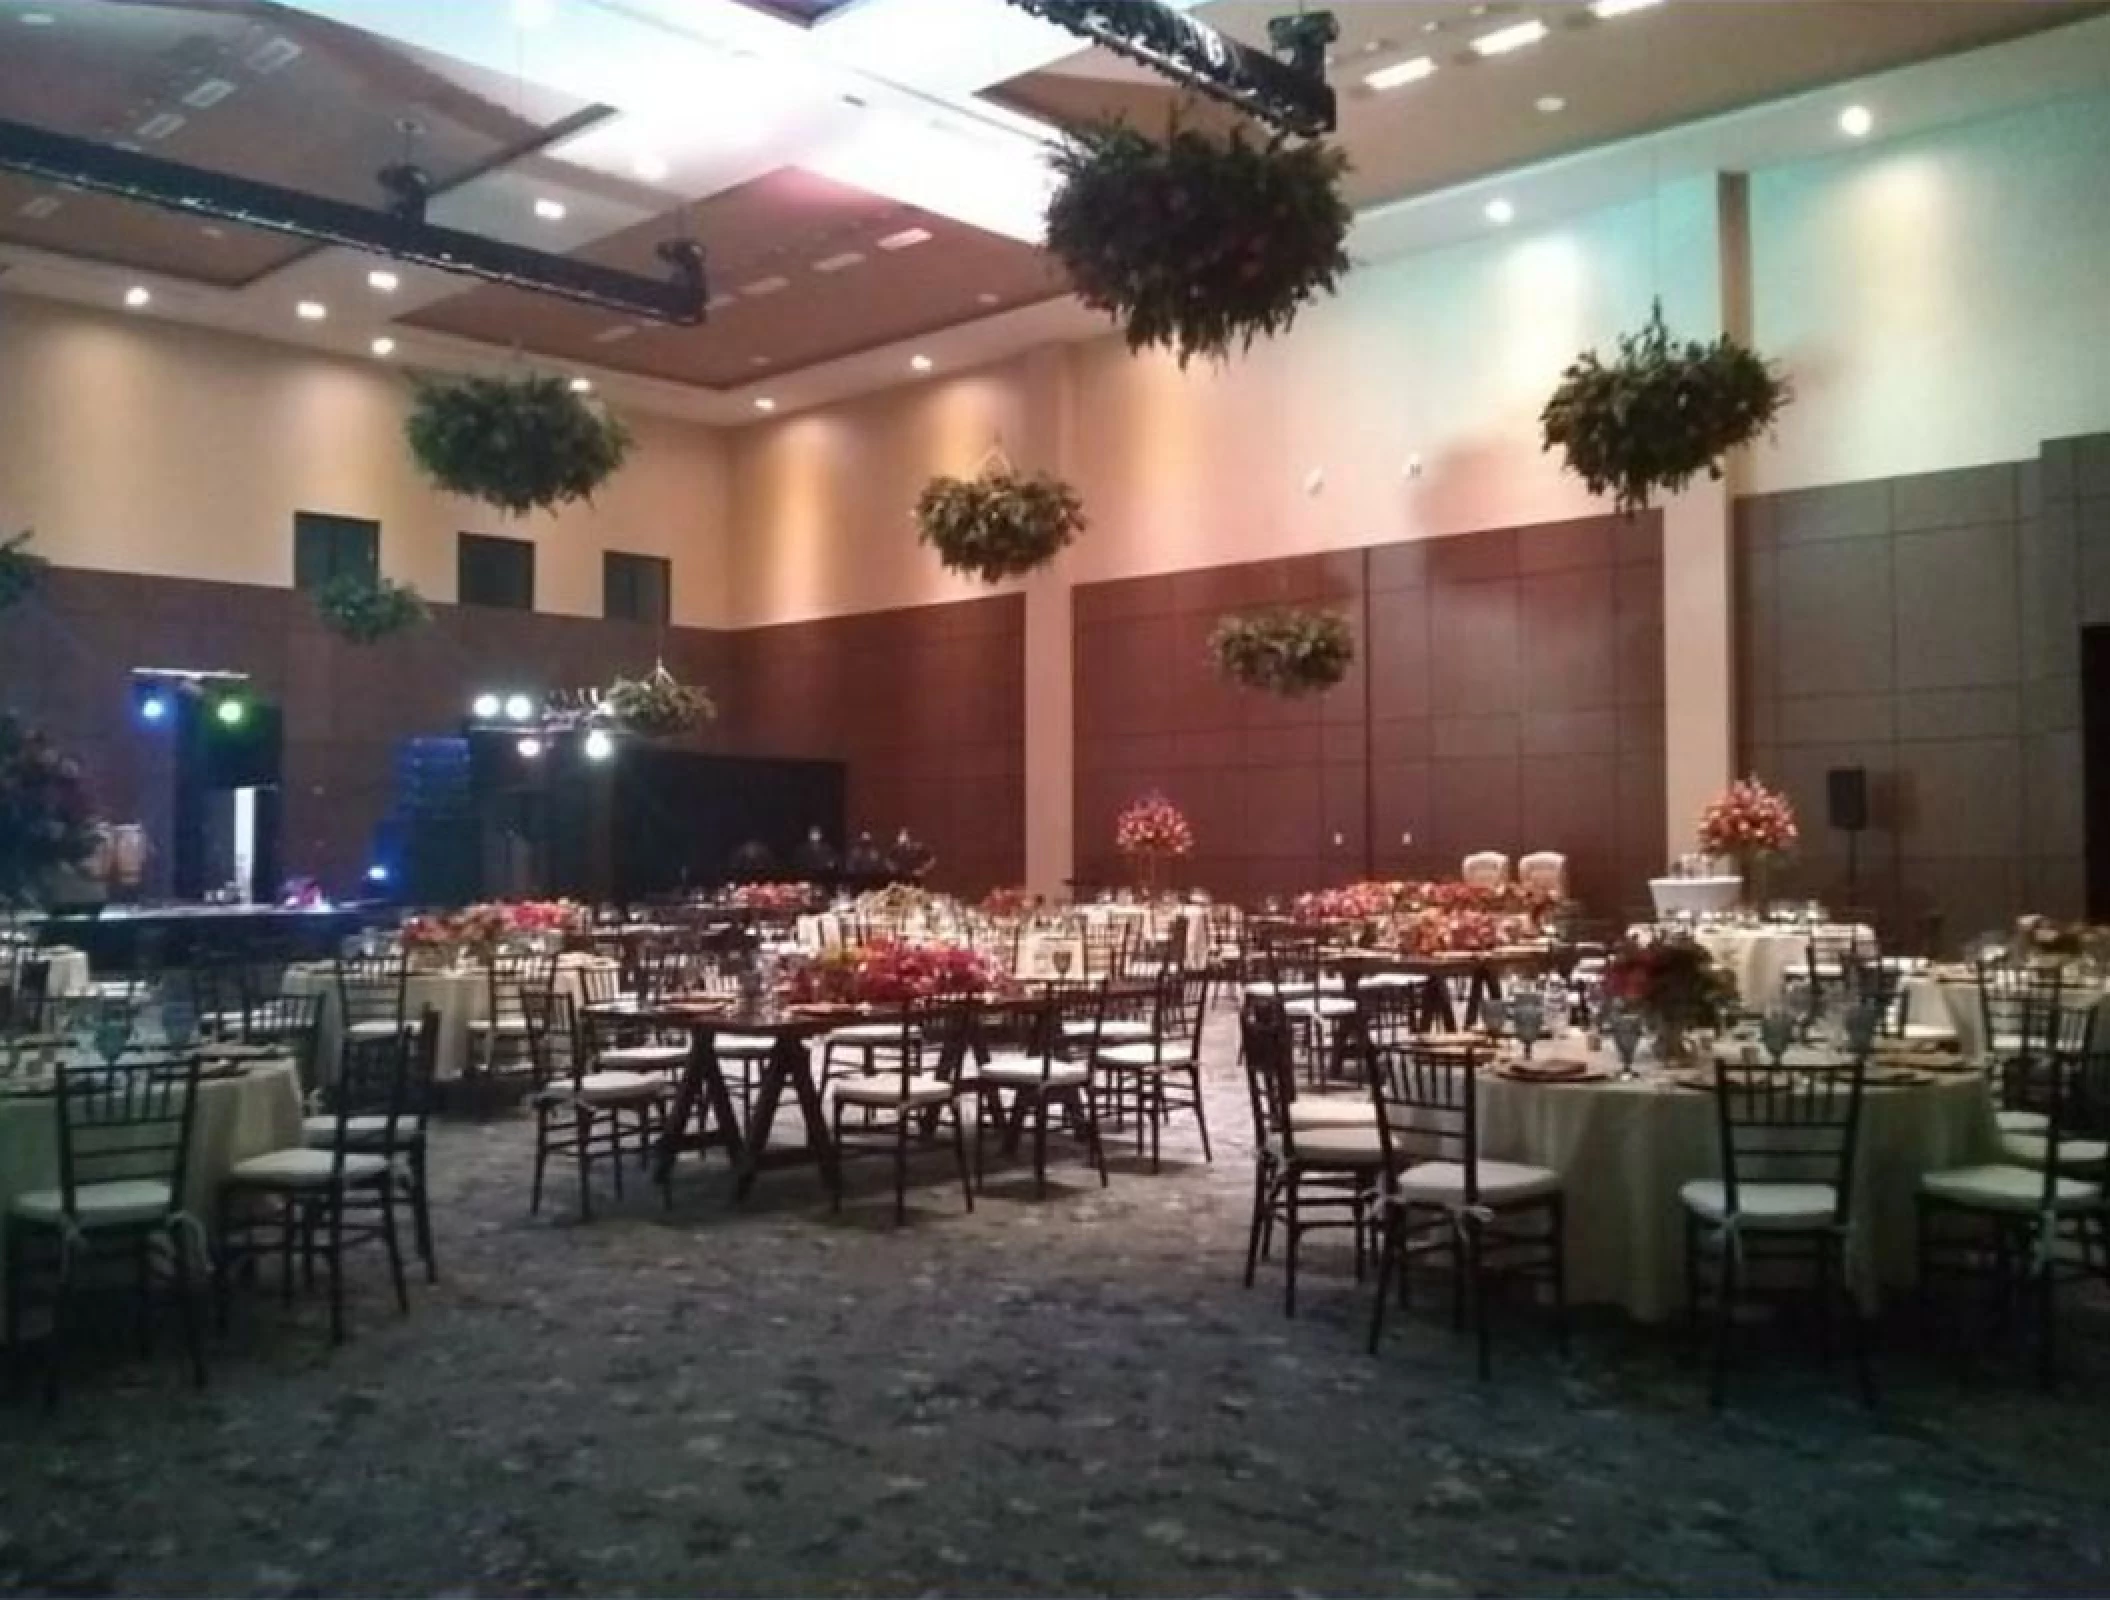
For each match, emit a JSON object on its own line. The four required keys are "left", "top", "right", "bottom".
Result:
{"left": 1092, "top": 965, "right": 1213, "bottom": 1171}
{"left": 976, "top": 981, "right": 1111, "bottom": 1197}
{"left": 829, "top": 991, "right": 977, "bottom": 1223}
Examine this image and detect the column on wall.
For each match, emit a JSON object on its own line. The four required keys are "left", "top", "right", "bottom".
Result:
{"left": 1660, "top": 173, "right": 1747, "bottom": 858}
{"left": 1021, "top": 345, "right": 1079, "bottom": 897}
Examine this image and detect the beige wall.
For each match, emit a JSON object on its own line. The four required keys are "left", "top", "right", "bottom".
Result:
{"left": 0, "top": 294, "right": 735, "bottom": 626}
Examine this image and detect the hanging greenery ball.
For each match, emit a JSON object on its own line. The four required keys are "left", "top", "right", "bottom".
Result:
{"left": 915, "top": 467, "right": 1086, "bottom": 584}
{"left": 1541, "top": 301, "right": 1791, "bottom": 516}
{"left": 1044, "top": 119, "right": 1353, "bottom": 368}
{"left": 405, "top": 371, "right": 632, "bottom": 517}
{"left": 0, "top": 531, "right": 47, "bottom": 614}
{"left": 1210, "top": 607, "right": 1356, "bottom": 697}
{"left": 314, "top": 576, "right": 428, "bottom": 645}
{"left": 601, "top": 664, "right": 716, "bottom": 738}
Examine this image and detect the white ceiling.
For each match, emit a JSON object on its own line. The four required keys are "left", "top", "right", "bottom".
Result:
{"left": 2, "top": 0, "right": 2107, "bottom": 425}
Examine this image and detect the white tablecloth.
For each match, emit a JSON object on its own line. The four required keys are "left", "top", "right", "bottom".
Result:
{"left": 0, "top": 1057, "right": 302, "bottom": 1322}
{"left": 1477, "top": 1050, "right": 1999, "bottom": 1322}
{"left": 285, "top": 954, "right": 619, "bottom": 1080}
{"left": 1649, "top": 877, "right": 1743, "bottom": 918}
{"left": 1900, "top": 973, "right": 2110, "bottom": 1062}
{"left": 2, "top": 946, "right": 90, "bottom": 999}
{"left": 1680, "top": 925, "right": 1873, "bottom": 1012}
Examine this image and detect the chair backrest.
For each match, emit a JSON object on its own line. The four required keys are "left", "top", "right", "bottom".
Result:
{"left": 1081, "top": 919, "right": 1131, "bottom": 978}
{"left": 337, "top": 953, "right": 407, "bottom": 1026}
{"left": 1367, "top": 1041, "right": 1481, "bottom": 1190}
{"left": 486, "top": 953, "right": 557, "bottom": 1022}
{"left": 54, "top": 1053, "right": 203, "bottom": 1213}
{"left": 1461, "top": 851, "right": 1510, "bottom": 890}
{"left": 1259, "top": 933, "right": 1324, "bottom": 996}
{"left": 1356, "top": 977, "right": 1433, "bottom": 1050}
{"left": 576, "top": 962, "right": 625, "bottom": 1010}
{"left": 239, "top": 991, "right": 325, "bottom": 1094}
{"left": 1516, "top": 851, "right": 1567, "bottom": 896}
{"left": 1237, "top": 998, "right": 1298, "bottom": 1153}
{"left": 1976, "top": 962, "right": 2072, "bottom": 1059}
{"left": 872, "top": 991, "right": 979, "bottom": 1099}
{"left": 521, "top": 988, "right": 578, "bottom": 1085}
{"left": 325, "top": 1008, "right": 435, "bottom": 1163}
{"left": 1709, "top": 1056, "right": 1866, "bottom": 1224}
{"left": 1146, "top": 965, "right": 1212, "bottom": 1062}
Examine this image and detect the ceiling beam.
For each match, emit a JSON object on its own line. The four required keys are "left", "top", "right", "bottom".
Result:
{"left": 0, "top": 117, "right": 708, "bottom": 325}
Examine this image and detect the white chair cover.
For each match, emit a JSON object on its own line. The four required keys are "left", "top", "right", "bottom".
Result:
{"left": 1461, "top": 852, "right": 1510, "bottom": 890}
{"left": 1516, "top": 851, "right": 1567, "bottom": 897}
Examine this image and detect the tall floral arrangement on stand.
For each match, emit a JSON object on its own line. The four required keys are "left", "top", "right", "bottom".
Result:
{"left": 1696, "top": 776, "right": 1799, "bottom": 909}
{"left": 1114, "top": 793, "right": 1193, "bottom": 897}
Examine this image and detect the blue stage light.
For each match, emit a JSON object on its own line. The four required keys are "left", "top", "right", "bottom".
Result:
{"left": 366, "top": 864, "right": 391, "bottom": 885}
{"left": 139, "top": 694, "right": 169, "bottom": 723}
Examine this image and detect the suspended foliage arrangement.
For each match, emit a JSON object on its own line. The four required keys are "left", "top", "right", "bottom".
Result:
{"left": 0, "top": 531, "right": 47, "bottom": 614}
{"left": 405, "top": 371, "right": 632, "bottom": 516}
{"left": 1540, "top": 300, "right": 1791, "bottom": 516}
{"left": 1044, "top": 118, "right": 1352, "bottom": 367}
{"left": 1210, "top": 606, "right": 1355, "bottom": 697}
{"left": 314, "top": 575, "right": 429, "bottom": 645}
{"left": 0, "top": 711, "right": 95, "bottom": 907}
{"left": 915, "top": 466, "right": 1086, "bottom": 584}
{"left": 602, "top": 663, "right": 716, "bottom": 738}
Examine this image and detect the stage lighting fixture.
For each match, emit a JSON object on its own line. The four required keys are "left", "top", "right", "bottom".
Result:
{"left": 504, "top": 694, "right": 535, "bottom": 723}
{"left": 139, "top": 692, "right": 169, "bottom": 724}
{"left": 516, "top": 736, "right": 544, "bottom": 759}
{"left": 583, "top": 728, "right": 614, "bottom": 762}
{"left": 214, "top": 696, "right": 248, "bottom": 727}
{"left": 366, "top": 863, "right": 391, "bottom": 885}
{"left": 471, "top": 693, "right": 502, "bottom": 720}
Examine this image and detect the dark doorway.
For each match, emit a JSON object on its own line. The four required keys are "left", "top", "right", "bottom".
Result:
{"left": 2083, "top": 627, "right": 2110, "bottom": 919}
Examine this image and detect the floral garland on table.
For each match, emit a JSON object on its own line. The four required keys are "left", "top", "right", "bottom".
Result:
{"left": 399, "top": 899, "right": 586, "bottom": 959}
{"left": 0, "top": 712, "right": 95, "bottom": 906}
{"left": 1394, "top": 908, "right": 1509, "bottom": 957}
{"left": 1291, "top": 881, "right": 1406, "bottom": 924}
{"left": 1541, "top": 300, "right": 1790, "bottom": 516}
{"left": 980, "top": 886, "right": 1037, "bottom": 919}
{"left": 1044, "top": 119, "right": 1353, "bottom": 368}
{"left": 781, "top": 940, "right": 999, "bottom": 1006}
{"left": 2011, "top": 915, "right": 2110, "bottom": 964}
{"left": 1115, "top": 794, "right": 1194, "bottom": 860}
{"left": 1605, "top": 935, "right": 1736, "bottom": 1031}
{"left": 915, "top": 467, "right": 1086, "bottom": 584}
{"left": 726, "top": 881, "right": 818, "bottom": 913}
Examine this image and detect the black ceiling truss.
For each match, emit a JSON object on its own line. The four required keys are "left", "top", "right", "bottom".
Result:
{"left": 0, "top": 117, "right": 707, "bottom": 325}
{"left": 1000, "top": 0, "right": 1337, "bottom": 137}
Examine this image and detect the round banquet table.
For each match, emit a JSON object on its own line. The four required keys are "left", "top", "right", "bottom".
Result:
{"left": 285, "top": 954, "right": 620, "bottom": 1080}
{"left": 0, "top": 1055, "right": 302, "bottom": 1324}
{"left": 1899, "top": 969, "right": 2110, "bottom": 1062}
{"left": 1649, "top": 877, "right": 1742, "bottom": 919}
{"left": 1475, "top": 1048, "right": 2001, "bottom": 1322}
{"left": 1677, "top": 924, "right": 1872, "bottom": 1013}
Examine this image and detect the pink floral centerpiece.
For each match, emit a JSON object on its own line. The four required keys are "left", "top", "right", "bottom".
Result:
{"left": 1115, "top": 793, "right": 1193, "bottom": 895}
{"left": 727, "top": 880, "right": 818, "bottom": 913}
{"left": 783, "top": 940, "right": 999, "bottom": 1006}
{"left": 1696, "top": 775, "right": 1798, "bottom": 906}
{"left": 980, "top": 885, "right": 1037, "bottom": 919}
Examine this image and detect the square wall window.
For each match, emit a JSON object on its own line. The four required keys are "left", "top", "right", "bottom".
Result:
{"left": 293, "top": 512, "right": 378, "bottom": 590}
{"left": 604, "top": 550, "right": 670, "bottom": 625}
{"left": 458, "top": 533, "right": 535, "bottom": 611}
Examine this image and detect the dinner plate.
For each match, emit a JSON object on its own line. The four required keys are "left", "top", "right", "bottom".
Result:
{"left": 1496, "top": 1061, "right": 1606, "bottom": 1084}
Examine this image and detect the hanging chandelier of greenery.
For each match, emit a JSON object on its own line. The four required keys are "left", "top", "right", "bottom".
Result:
{"left": 0, "top": 531, "right": 47, "bottom": 614}
{"left": 915, "top": 466, "right": 1086, "bottom": 584}
{"left": 1540, "top": 300, "right": 1791, "bottom": 516}
{"left": 1044, "top": 118, "right": 1353, "bottom": 368}
{"left": 314, "top": 575, "right": 429, "bottom": 645}
{"left": 1210, "top": 606, "right": 1356, "bottom": 697}
{"left": 405, "top": 371, "right": 632, "bottom": 516}
{"left": 601, "top": 663, "right": 716, "bottom": 738}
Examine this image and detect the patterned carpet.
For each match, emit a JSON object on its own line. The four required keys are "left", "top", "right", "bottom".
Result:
{"left": 3, "top": 1014, "right": 2107, "bottom": 1597}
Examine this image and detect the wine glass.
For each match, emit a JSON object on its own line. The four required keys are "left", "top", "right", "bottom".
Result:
{"left": 1607, "top": 1007, "right": 1645, "bottom": 1080}
{"left": 92, "top": 1004, "right": 132, "bottom": 1067}
{"left": 1843, "top": 997, "right": 1882, "bottom": 1062}
{"left": 160, "top": 997, "right": 198, "bottom": 1052}
{"left": 1509, "top": 993, "right": 1545, "bottom": 1061}
{"left": 1758, "top": 1004, "right": 1796, "bottom": 1068}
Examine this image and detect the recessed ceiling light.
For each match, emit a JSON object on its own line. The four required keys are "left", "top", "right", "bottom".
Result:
{"left": 876, "top": 226, "right": 933, "bottom": 252}
{"left": 370, "top": 336, "right": 396, "bottom": 357}
{"left": 753, "top": 397, "right": 777, "bottom": 413}
{"left": 813, "top": 251, "right": 865, "bottom": 273}
{"left": 17, "top": 194, "right": 60, "bottom": 219}
{"left": 296, "top": 300, "right": 327, "bottom": 321}
{"left": 123, "top": 285, "right": 151, "bottom": 309}
{"left": 569, "top": 377, "right": 593, "bottom": 394}
{"left": 366, "top": 269, "right": 399, "bottom": 293}
{"left": 1485, "top": 198, "right": 1515, "bottom": 225}
{"left": 533, "top": 197, "right": 567, "bottom": 221}
{"left": 200, "top": 224, "right": 224, "bottom": 239}
{"left": 1363, "top": 55, "right": 1435, "bottom": 92}
{"left": 739, "top": 276, "right": 789, "bottom": 297}
{"left": 632, "top": 152, "right": 668, "bottom": 183}
{"left": 910, "top": 354, "right": 933, "bottom": 373}
{"left": 134, "top": 112, "right": 185, "bottom": 141}
{"left": 181, "top": 77, "right": 237, "bottom": 109}
{"left": 1470, "top": 19, "right": 1548, "bottom": 56}
{"left": 593, "top": 324, "right": 638, "bottom": 345}
{"left": 1839, "top": 104, "right": 1874, "bottom": 139}
{"left": 1590, "top": 0, "right": 1663, "bottom": 16}
{"left": 748, "top": 355, "right": 771, "bottom": 368}
{"left": 976, "top": 292, "right": 1000, "bottom": 306}
{"left": 19, "top": 10, "right": 55, "bottom": 24}
{"left": 1536, "top": 94, "right": 1566, "bottom": 114}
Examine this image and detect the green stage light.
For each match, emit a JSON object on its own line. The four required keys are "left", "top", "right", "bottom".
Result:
{"left": 214, "top": 697, "right": 248, "bottom": 727}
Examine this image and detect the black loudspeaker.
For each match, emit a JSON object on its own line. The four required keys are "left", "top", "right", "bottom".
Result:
{"left": 200, "top": 703, "right": 283, "bottom": 790}
{"left": 1826, "top": 766, "right": 1869, "bottom": 833}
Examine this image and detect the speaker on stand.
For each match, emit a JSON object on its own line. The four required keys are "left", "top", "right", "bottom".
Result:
{"left": 1827, "top": 766, "right": 1869, "bottom": 909}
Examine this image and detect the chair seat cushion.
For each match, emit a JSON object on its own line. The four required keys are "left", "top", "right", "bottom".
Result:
{"left": 12, "top": 1179, "right": 173, "bottom": 1227}
{"left": 1064, "top": 1019, "right": 1152, "bottom": 1043}
{"left": 1289, "top": 1098, "right": 1378, "bottom": 1129}
{"left": 468, "top": 1016, "right": 532, "bottom": 1036}
{"left": 1399, "top": 1159, "right": 1560, "bottom": 1205}
{"left": 596, "top": 1044, "right": 689, "bottom": 1069}
{"left": 302, "top": 1114, "right": 415, "bottom": 1147}
{"left": 1355, "top": 974, "right": 1419, "bottom": 992}
{"left": 1921, "top": 1163, "right": 2103, "bottom": 1212}
{"left": 1283, "top": 996, "right": 1357, "bottom": 1021}
{"left": 574, "top": 1069, "right": 665, "bottom": 1102}
{"left": 1095, "top": 1040, "right": 1181, "bottom": 1070}
{"left": 228, "top": 1148, "right": 390, "bottom": 1187}
{"left": 980, "top": 1057, "right": 1089, "bottom": 1090}
{"left": 714, "top": 1034, "right": 776, "bottom": 1057}
{"left": 834, "top": 1074, "right": 953, "bottom": 1108}
{"left": 1898, "top": 1021, "right": 1957, "bottom": 1043}
{"left": 827, "top": 1023, "right": 915, "bottom": 1045}
{"left": 345, "top": 1018, "right": 409, "bottom": 1040}
{"left": 1996, "top": 1109, "right": 2050, "bottom": 1136}
{"left": 1242, "top": 978, "right": 1345, "bottom": 1000}
{"left": 1278, "top": 1124, "right": 1387, "bottom": 1167}
{"left": 1679, "top": 1178, "right": 1837, "bottom": 1230}
{"left": 1999, "top": 1132, "right": 2110, "bottom": 1171}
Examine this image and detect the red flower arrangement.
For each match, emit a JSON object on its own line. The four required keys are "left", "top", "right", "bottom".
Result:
{"left": 1292, "top": 881, "right": 1406, "bottom": 923}
{"left": 399, "top": 899, "right": 585, "bottom": 959}
{"left": 1605, "top": 935, "right": 1735, "bottom": 1029}
{"left": 1115, "top": 793, "right": 1194, "bottom": 859}
{"left": 980, "top": 886, "right": 1037, "bottom": 918}
{"left": 784, "top": 940, "right": 999, "bottom": 1006}
{"left": 1696, "top": 776, "right": 1798, "bottom": 858}
{"left": 727, "top": 881, "right": 819, "bottom": 913}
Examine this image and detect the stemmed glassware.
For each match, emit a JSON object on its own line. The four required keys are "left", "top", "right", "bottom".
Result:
{"left": 1508, "top": 992, "right": 1545, "bottom": 1061}
{"left": 1607, "top": 1006, "right": 1645, "bottom": 1080}
{"left": 92, "top": 1002, "right": 132, "bottom": 1067}
{"left": 160, "top": 997, "right": 198, "bottom": 1052}
{"left": 1842, "top": 997, "right": 1882, "bottom": 1062}
{"left": 1759, "top": 1004, "right": 1797, "bottom": 1068}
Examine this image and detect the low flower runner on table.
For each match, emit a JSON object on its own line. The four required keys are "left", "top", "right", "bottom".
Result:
{"left": 1696, "top": 775, "right": 1798, "bottom": 910}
